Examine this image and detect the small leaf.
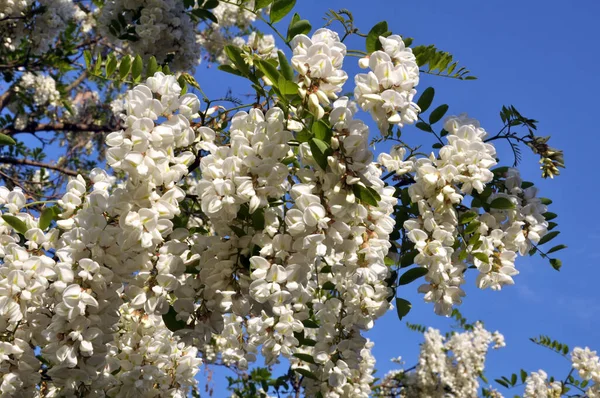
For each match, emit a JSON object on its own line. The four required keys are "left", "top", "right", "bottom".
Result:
{"left": 547, "top": 244, "right": 567, "bottom": 254}
{"left": 224, "top": 45, "right": 250, "bottom": 77}
{"left": 2, "top": 215, "right": 27, "bottom": 234}
{"left": 309, "top": 138, "right": 331, "bottom": 170}
{"left": 465, "top": 220, "right": 481, "bottom": 234}
{"left": 429, "top": 104, "right": 449, "bottom": 124}
{"left": 105, "top": 54, "right": 117, "bottom": 77}
{"left": 459, "top": 211, "right": 478, "bottom": 225}
{"left": 366, "top": 21, "right": 388, "bottom": 53}
{"left": 312, "top": 120, "right": 331, "bottom": 142}
{"left": 277, "top": 76, "right": 298, "bottom": 96}
{"left": 543, "top": 212, "right": 558, "bottom": 221}
{"left": 400, "top": 250, "right": 418, "bottom": 268}
{"left": 162, "top": 306, "right": 187, "bottom": 332}
{"left": 520, "top": 369, "right": 528, "bottom": 383}
{"left": 119, "top": 56, "right": 132, "bottom": 79}
{"left": 293, "top": 353, "right": 317, "bottom": 364}
{"left": 39, "top": 207, "right": 57, "bottom": 230}
{"left": 398, "top": 267, "right": 428, "bottom": 285}
{"left": 302, "top": 319, "right": 319, "bottom": 328}
{"left": 147, "top": 56, "right": 158, "bottom": 77}
{"left": 270, "top": 0, "right": 296, "bottom": 24}
{"left": 415, "top": 121, "right": 433, "bottom": 132}
{"left": 538, "top": 231, "right": 560, "bottom": 245}
{"left": 395, "top": 297, "right": 412, "bottom": 320}
{"left": 131, "top": 55, "right": 143, "bottom": 81}
{"left": 473, "top": 252, "right": 489, "bottom": 264}
{"left": 321, "top": 281, "right": 336, "bottom": 290}
{"left": 287, "top": 18, "right": 311, "bottom": 41}
{"left": 294, "top": 368, "right": 318, "bottom": 380}
{"left": 0, "top": 133, "right": 16, "bottom": 146}
{"left": 255, "top": 0, "right": 274, "bottom": 10}
{"left": 218, "top": 64, "right": 244, "bottom": 77}
{"left": 352, "top": 184, "right": 381, "bottom": 206}
{"left": 83, "top": 50, "right": 92, "bottom": 69}
{"left": 191, "top": 8, "right": 218, "bottom": 23}
{"left": 256, "top": 59, "right": 281, "bottom": 85}
{"left": 417, "top": 87, "right": 435, "bottom": 113}
{"left": 550, "top": 258, "right": 562, "bottom": 271}
{"left": 489, "top": 197, "right": 516, "bottom": 210}
{"left": 277, "top": 50, "right": 294, "bottom": 80}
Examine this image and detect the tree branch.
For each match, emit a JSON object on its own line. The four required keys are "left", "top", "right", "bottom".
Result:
{"left": 0, "top": 157, "right": 78, "bottom": 176}
{"left": 3, "top": 122, "right": 114, "bottom": 136}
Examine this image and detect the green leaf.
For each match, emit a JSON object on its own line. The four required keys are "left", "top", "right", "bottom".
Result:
{"left": 119, "top": 56, "right": 132, "bottom": 79}
{"left": 0, "top": 133, "right": 16, "bottom": 146}
{"left": 473, "top": 252, "right": 489, "bottom": 264}
{"left": 309, "top": 137, "right": 331, "bottom": 170}
{"left": 218, "top": 64, "right": 244, "bottom": 77}
{"left": 294, "top": 368, "right": 318, "bottom": 380}
{"left": 2, "top": 215, "right": 27, "bottom": 234}
{"left": 538, "top": 231, "right": 560, "bottom": 245}
{"left": 520, "top": 369, "right": 528, "bottom": 383}
{"left": 550, "top": 258, "right": 562, "bottom": 271}
{"left": 321, "top": 281, "right": 336, "bottom": 290}
{"left": 547, "top": 244, "right": 567, "bottom": 254}
{"left": 312, "top": 120, "right": 331, "bottom": 142}
{"left": 489, "top": 197, "right": 516, "bottom": 210}
{"left": 286, "top": 18, "right": 311, "bottom": 41}
{"left": 105, "top": 54, "right": 117, "bottom": 77}
{"left": 353, "top": 184, "right": 381, "bottom": 206}
{"left": 400, "top": 250, "right": 418, "bottom": 268}
{"left": 293, "top": 353, "right": 317, "bottom": 364}
{"left": 495, "top": 378, "right": 509, "bottom": 388}
{"left": 94, "top": 53, "right": 102, "bottom": 74}
{"left": 464, "top": 220, "right": 481, "bottom": 234}
{"left": 398, "top": 267, "right": 428, "bottom": 285}
{"left": 83, "top": 50, "right": 92, "bottom": 69}
{"left": 256, "top": 59, "right": 281, "bottom": 85}
{"left": 39, "top": 207, "right": 57, "bottom": 230}
{"left": 270, "top": 0, "right": 296, "bottom": 24}
{"left": 224, "top": 45, "right": 250, "bottom": 77}
{"left": 131, "top": 55, "right": 143, "bottom": 81}
{"left": 366, "top": 21, "right": 388, "bottom": 53}
{"left": 415, "top": 121, "right": 433, "bottom": 132}
{"left": 255, "top": 0, "right": 274, "bottom": 10}
{"left": 417, "top": 87, "right": 435, "bottom": 113}
{"left": 147, "top": 56, "right": 158, "bottom": 77}
{"left": 277, "top": 50, "right": 294, "bottom": 80}
{"left": 540, "top": 197, "right": 552, "bottom": 205}
{"left": 543, "top": 212, "right": 557, "bottom": 221}
{"left": 277, "top": 76, "right": 298, "bottom": 96}
{"left": 429, "top": 104, "right": 449, "bottom": 124}
{"left": 395, "top": 297, "right": 412, "bottom": 320}
{"left": 191, "top": 8, "right": 218, "bottom": 23}
{"left": 459, "top": 211, "right": 478, "bottom": 225}
{"left": 162, "top": 306, "right": 187, "bottom": 332}
{"left": 302, "top": 319, "right": 319, "bottom": 328}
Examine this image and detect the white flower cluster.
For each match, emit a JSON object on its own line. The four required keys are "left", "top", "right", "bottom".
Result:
{"left": 521, "top": 346, "right": 600, "bottom": 398}
{"left": 16, "top": 72, "right": 60, "bottom": 107}
{"left": 197, "top": 0, "right": 258, "bottom": 64}
{"left": 99, "top": 0, "right": 201, "bottom": 71}
{"left": 0, "top": 72, "right": 202, "bottom": 396}
{"left": 0, "top": 0, "right": 84, "bottom": 53}
{"left": 394, "top": 114, "right": 549, "bottom": 315}
{"left": 230, "top": 31, "right": 278, "bottom": 66}
{"left": 377, "top": 323, "right": 504, "bottom": 397}
{"left": 291, "top": 28, "right": 348, "bottom": 119}
{"left": 355, "top": 35, "right": 420, "bottom": 134}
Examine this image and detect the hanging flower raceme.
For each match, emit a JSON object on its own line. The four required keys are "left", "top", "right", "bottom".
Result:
{"left": 355, "top": 35, "right": 420, "bottom": 134}
{"left": 291, "top": 28, "right": 348, "bottom": 119}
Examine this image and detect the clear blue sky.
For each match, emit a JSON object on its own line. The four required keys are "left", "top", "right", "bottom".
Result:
{"left": 195, "top": 0, "right": 600, "bottom": 394}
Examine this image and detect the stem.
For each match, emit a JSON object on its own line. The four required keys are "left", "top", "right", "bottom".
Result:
{"left": 0, "top": 157, "right": 79, "bottom": 176}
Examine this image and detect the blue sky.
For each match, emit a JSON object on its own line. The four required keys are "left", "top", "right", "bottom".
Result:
{"left": 195, "top": 0, "right": 600, "bottom": 395}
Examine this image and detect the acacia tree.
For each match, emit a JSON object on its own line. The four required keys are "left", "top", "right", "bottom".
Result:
{"left": 0, "top": 1, "right": 592, "bottom": 397}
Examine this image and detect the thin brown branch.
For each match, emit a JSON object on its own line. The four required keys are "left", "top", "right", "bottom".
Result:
{"left": 3, "top": 122, "right": 114, "bottom": 136}
{"left": 65, "top": 70, "right": 88, "bottom": 92}
{"left": 0, "top": 157, "right": 78, "bottom": 176}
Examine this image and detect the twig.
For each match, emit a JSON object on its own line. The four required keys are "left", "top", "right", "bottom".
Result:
{"left": 0, "top": 157, "right": 78, "bottom": 176}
